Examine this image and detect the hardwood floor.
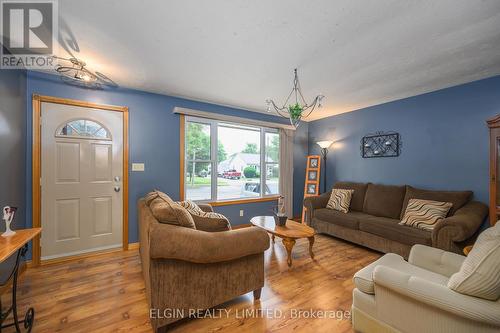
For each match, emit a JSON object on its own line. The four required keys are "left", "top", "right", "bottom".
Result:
{"left": 3, "top": 234, "right": 380, "bottom": 333}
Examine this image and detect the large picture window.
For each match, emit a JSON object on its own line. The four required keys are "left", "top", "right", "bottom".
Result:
{"left": 184, "top": 116, "right": 280, "bottom": 202}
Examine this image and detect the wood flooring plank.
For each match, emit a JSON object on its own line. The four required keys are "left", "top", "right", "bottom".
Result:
{"left": 1, "top": 234, "right": 380, "bottom": 333}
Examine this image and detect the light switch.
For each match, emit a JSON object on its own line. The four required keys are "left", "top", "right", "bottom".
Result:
{"left": 132, "top": 163, "right": 145, "bottom": 171}
{"left": 239, "top": 210, "right": 244, "bottom": 217}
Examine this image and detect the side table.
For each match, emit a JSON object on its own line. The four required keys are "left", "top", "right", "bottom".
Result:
{"left": 0, "top": 228, "right": 41, "bottom": 332}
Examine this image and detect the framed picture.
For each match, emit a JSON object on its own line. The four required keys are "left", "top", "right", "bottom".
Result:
{"left": 302, "top": 154, "right": 321, "bottom": 223}
{"left": 307, "top": 170, "right": 317, "bottom": 181}
{"left": 306, "top": 183, "right": 317, "bottom": 194}
{"left": 309, "top": 157, "right": 319, "bottom": 168}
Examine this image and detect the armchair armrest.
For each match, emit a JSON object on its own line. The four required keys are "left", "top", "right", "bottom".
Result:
{"left": 373, "top": 265, "right": 500, "bottom": 327}
{"left": 432, "top": 201, "right": 487, "bottom": 253}
{"left": 149, "top": 224, "right": 270, "bottom": 263}
{"left": 408, "top": 244, "right": 465, "bottom": 277}
{"left": 303, "top": 191, "right": 331, "bottom": 224}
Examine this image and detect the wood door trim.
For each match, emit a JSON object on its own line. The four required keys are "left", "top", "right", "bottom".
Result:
{"left": 32, "top": 94, "right": 130, "bottom": 266}
{"left": 487, "top": 114, "right": 500, "bottom": 226}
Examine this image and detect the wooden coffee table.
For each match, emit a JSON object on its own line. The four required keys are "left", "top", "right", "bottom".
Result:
{"left": 250, "top": 216, "right": 315, "bottom": 267}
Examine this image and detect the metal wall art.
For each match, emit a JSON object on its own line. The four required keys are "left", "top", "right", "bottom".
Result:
{"left": 361, "top": 131, "right": 401, "bottom": 158}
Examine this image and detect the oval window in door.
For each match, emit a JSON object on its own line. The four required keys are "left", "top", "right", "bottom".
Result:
{"left": 56, "top": 119, "right": 111, "bottom": 140}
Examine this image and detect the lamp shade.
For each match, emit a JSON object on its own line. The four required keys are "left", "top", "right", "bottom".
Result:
{"left": 316, "top": 140, "right": 333, "bottom": 149}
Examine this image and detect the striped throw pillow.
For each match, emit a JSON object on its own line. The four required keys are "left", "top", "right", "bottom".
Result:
{"left": 177, "top": 200, "right": 226, "bottom": 219}
{"left": 326, "top": 189, "right": 354, "bottom": 213}
{"left": 177, "top": 200, "right": 205, "bottom": 215}
{"left": 447, "top": 223, "right": 500, "bottom": 300}
{"left": 399, "top": 199, "right": 452, "bottom": 231}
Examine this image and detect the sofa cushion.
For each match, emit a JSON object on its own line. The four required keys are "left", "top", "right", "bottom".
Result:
{"left": 400, "top": 186, "right": 472, "bottom": 218}
{"left": 326, "top": 189, "right": 354, "bottom": 213}
{"left": 333, "top": 182, "right": 369, "bottom": 212}
{"left": 359, "top": 216, "right": 432, "bottom": 246}
{"left": 448, "top": 223, "right": 500, "bottom": 300}
{"left": 400, "top": 199, "right": 453, "bottom": 231}
{"left": 314, "top": 209, "right": 372, "bottom": 230}
{"left": 150, "top": 197, "right": 196, "bottom": 229}
{"left": 363, "top": 183, "right": 406, "bottom": 219}
{"left": 354, "top": 253, "right": 449, "bottom": 294}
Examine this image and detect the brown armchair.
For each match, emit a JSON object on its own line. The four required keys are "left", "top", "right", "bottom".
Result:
{"left": 138, "top": 198, "right": 270, "bottom": 332}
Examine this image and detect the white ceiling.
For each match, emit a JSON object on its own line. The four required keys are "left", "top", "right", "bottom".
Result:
{"left": 54, "top": 0, "right": 500, "bottom": 121}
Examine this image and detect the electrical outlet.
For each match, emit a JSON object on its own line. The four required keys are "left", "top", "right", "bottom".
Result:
{"left": 239, "top": 210, "right": 244, "bottom": 217}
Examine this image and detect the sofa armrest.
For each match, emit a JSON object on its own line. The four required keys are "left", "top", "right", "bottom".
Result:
{"left": 303, "top": 191, "right": 331, "bottom": 224}
{"left": 149, "top": 224, "right": 270, "bottom": 263}
{"left": 197, "top": 203, "right": 214, "bottom": 212}
{"left": 432, "top": 201, "right": 487, "bottom": 253}
{"left": 408, "top": 244, "right": 465, "bottom": 277}
{"left": 373, "top": 265, "right": 500, "bottom": 327}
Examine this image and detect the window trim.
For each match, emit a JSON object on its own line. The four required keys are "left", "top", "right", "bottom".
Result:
{"left": 180, "top": 115, "right": 280, "bottom": 204}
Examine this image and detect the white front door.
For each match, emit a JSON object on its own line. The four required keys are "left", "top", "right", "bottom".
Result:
{"left": 41, "top": 102, "right": 124, "bottom": 260}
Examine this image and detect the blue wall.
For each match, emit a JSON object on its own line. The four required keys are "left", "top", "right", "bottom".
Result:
{"left": 308, "top": 75, "right": 500, "bottom": 204}
{"left": 293, "top": 122, "right": 308, "bottom": 217}
{"left": 25, "top": 71, "right": 303, "bottom": 247}
{"left": 20, "top": 70, "right": 500, "bottom": 252}
{"left": 0, "top": 70, "right": 26, "bottom": 231}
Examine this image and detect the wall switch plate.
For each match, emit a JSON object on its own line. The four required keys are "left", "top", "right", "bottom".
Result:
{"left": 132, "top": 163, "right": 145, "bottom": 171}
{"left": 239, "top": 210, "right": 244, "bottom": 217}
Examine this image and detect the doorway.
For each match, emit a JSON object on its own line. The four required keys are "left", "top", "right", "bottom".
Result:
{"left": 32, "top": 95, "right": 129, "bottom": 265}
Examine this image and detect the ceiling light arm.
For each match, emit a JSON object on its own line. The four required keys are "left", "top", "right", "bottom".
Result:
{"left": 266, "top": 68, "right": 325, "bottom": 127}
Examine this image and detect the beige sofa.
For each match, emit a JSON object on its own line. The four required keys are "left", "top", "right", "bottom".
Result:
{"left": 304, "top": 182, "right": 487, "bottom": 257}
{"left": 352, "top": 244, "right": 500, "bottom": 333}
{"left": 138, "top": 198, "right": 270, "bottom": 332}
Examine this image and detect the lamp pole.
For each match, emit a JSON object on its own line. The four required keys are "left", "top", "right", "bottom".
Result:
{"left": 316, "top": 141, "right": 333, "bottom": 193}
{"left": 320, "top": 148, "right": 328, "bottom": 193}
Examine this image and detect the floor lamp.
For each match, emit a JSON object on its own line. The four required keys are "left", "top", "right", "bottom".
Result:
{"left": 317, "top": 141, "right": 333, "bottom": 193}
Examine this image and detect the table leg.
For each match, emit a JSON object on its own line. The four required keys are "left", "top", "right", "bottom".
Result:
{"left": 282, "top": 238, "right": 296, "bottom": 267}
{"left": 0, "top": 244, "right": 35, "bottom": 333}
{"left": 308, "top": 236, "right": 315, "bottom": 260}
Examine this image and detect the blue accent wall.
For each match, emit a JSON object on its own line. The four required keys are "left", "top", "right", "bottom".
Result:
{"left": 308, "top": 75, "right": 500, "bottom": 205}
{"left": 0, "top": 70, "right": 26, "bottom": 231}
{"left": 18, "top": 70, "right": 500, "bottom": 258}
{"left": 293, "top": 122, "right": 308, "bottom": 217}
{"left": 24, "top": 71, "right": 299, "bottom": 248}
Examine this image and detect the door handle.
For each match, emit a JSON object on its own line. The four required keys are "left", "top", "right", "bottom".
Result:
{"left": 114, "top": 186, "right": 121, "bottom": 192}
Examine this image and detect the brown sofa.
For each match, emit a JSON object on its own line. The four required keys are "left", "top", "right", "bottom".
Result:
{"left": 303, "top": 182, "right": 488, "bottom": 258}
{"left": 138, "top": 198, "right": 270, "bottom": 332}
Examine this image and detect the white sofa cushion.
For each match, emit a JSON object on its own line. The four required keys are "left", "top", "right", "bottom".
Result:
{"left": 448, "top": 223, "right": 500, "bottom": 301}
{"left": 409, "top": 244, "right": 465, "bottom": 277}
{"left": 353, "top": 253, "right": 448, "bottom": 295}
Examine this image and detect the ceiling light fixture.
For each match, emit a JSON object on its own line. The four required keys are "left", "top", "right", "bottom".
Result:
{"left": 266, "top": 68, "right": 325, "bottom": 128}
{"left": 53, "top": 56, "right": 115, "bottom": 89}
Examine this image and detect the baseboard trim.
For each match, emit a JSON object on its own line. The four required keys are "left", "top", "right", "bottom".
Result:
{"left": 26, "top": 242, "right": 140, "bottom": 267}
{"left": 128, "top": 242, "right": 139, "bottom": 250}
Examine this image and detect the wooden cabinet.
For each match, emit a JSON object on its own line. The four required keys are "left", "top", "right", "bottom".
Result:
{"left": 487, "top": 115, "right": 500, "bottom": 226}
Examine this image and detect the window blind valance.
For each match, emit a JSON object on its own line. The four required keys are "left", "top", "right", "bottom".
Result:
{"left": 173, "top": 107, "right": 296, "bottom": 130}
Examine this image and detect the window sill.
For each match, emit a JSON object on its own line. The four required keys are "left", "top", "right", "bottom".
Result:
{"left": 208, "top": 195, "right": 280, "bottom": 207}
